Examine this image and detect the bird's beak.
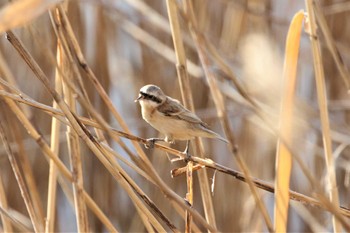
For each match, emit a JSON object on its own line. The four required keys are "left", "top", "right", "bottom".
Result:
{"left": 134, "top": 95, "right": 143, "bottom": 102}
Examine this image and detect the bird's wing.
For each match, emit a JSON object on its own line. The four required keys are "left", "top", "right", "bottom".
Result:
{"left": 157, "top": 97, "right": 204, "bottom": 124}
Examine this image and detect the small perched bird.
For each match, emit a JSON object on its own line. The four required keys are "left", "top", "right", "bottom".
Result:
{"left": 135, "top": 84, "right": 228, "bottom": 155}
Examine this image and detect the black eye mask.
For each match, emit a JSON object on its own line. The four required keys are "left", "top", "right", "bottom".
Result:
{"left": 140, "top": 91, "right": 162, "bottom": 104}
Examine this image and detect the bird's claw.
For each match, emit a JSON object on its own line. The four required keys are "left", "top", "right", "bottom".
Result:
{"left": 145, "top": 138, "right": 156, "bottom": 149}
{"left": 182, "top": 151, "right": 191, "bottom": 163}
{"left": 144, "top": 138, "right": 164, "bottom": 149}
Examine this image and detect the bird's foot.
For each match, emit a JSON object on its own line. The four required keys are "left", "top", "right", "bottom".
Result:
{"left": 145, "top": 138, "right": 164, "bottom": 149}
{"left": 182, "top": 151, "right": 192, "bottom": 163}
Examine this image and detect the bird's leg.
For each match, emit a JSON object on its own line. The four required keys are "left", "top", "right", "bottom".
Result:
{"left": 145, "top": 138, "right": 165, "bottom": 149}
{"left": 184, "top": 140, "right": 191, "bottom": 162}
{"left": 170, "top": 140, "right": 191, "bottom": 163}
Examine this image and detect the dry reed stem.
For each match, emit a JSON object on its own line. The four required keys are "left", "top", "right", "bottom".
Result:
{"left": 313, "top": 1, "right": 350, "bottom": 91}
{"left": 167, "top": 1, "right": 218, "bottom": 231}
{"left": 185, "top": 161, "right": 193, "bottom": 233}
{"left": 305, "top": 1, "right": 342, "bottom": 231}
{"left": 49, "top": 6, "right": 109, "bottom": 148}
{"left": 56, "top": 5, "right": 90, "bottom": 231}
{"left": 181, "top": 1, "right": 273, "bottom": 232}
{"left": 45, "top": 43, "right": 63, "bottom": 233}
{"left": 45, "top": 7, "right": 68, "bottom": 231}
{"left": 0, "top": 173, "right": 13, "bottom": 232}
{"left": 0, "top": 110, "right": 44, "bottom": 232}
{"left": 166, "top": 1, "right": 196, "bottom": 232}
{"left": 61, "top": 28, "right": 90, "bottom": 233}
{"left": 274, "top": 11, "right": 304, "bottom": 232}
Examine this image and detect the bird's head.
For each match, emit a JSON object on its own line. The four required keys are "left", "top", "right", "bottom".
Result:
{"left": 135, "top": 84, "right": 166, "bottom": 107}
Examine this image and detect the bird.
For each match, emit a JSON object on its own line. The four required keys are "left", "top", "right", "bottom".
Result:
{"left": 135, "top": 84, "right": 228, "bottom": 157}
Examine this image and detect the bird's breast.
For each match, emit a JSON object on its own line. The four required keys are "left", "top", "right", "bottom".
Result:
{"left": 141, "top": 105, "right": 155, "bottom": 121}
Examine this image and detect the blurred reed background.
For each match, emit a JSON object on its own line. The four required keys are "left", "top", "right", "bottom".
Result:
{"left": 0, "top": 0, "right": 350, "bottom": 232}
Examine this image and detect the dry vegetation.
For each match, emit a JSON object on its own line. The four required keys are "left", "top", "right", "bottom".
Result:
{"left": 0, "top": 0, "right": 350, "bottom": 232}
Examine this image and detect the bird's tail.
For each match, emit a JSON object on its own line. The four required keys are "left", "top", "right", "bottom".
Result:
{"left": 214, "top": 132, "right": 229, "bottom": 144}
{"left": 199, "top": 124, "right": 230, "bottom": 143}
{"left": 205, "top": 128, "right": 229, "bottom": 143}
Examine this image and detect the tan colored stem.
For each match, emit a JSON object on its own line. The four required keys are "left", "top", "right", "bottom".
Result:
{"left": 305, "top": 1, "right": 342, "bottom": 232}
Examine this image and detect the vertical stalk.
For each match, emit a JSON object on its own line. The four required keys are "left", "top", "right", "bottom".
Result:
{"left": 55, "top": 5, "right": 90, "bottom": 231}
{"left": 166, "top": 1, "right": 218, "bottom": 231}
{"left": 185, "top": 161, "right": 193, "bottom": 233}
{"left": 305, "top": 1, "right": 341, "bottom": 232}
{"left": 45, "top": 26, "right": 63, "bottom": 233}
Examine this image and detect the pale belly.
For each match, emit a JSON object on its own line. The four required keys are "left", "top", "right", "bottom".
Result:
{"left": 142, "top": 108, "right": 198, "bottom": 141}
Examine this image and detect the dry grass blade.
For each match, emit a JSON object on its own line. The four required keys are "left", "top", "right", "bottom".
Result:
{"left": 0, "top": 0, "right": 60, "bottom": 33}
{"left": 305, "top": 1, "right": 342, "bottom": 231}
{"left": 274, "top": 10, "right": 304, "bottom": 232}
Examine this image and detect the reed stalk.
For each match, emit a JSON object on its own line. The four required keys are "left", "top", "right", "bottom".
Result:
{"left": 305, "top": 1, "right": 341, "bottom": 231}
